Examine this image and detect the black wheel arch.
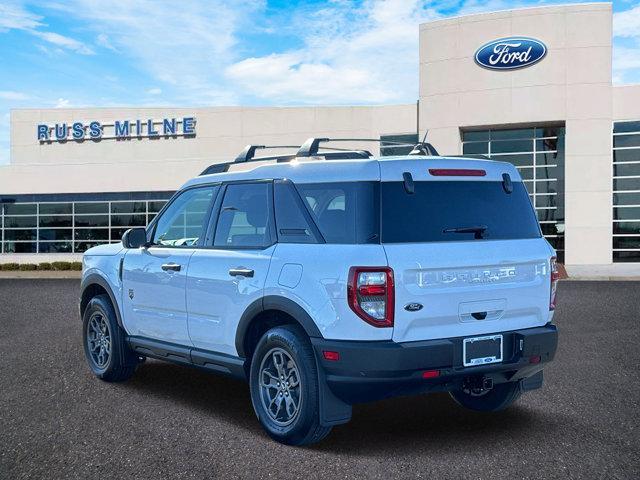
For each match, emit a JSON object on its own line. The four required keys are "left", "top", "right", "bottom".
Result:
{"left": 235, "top": 295, "right": 323, "bottom": 359}
{"left": 80, "top": 273, "right": 124, "bottom": 329}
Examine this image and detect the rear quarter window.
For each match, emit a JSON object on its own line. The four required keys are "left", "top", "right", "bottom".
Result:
{"left": 296, "top": 182, "right": 379, "bottom": 244}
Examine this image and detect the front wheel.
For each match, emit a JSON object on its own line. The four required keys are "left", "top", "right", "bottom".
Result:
{"left": 249, "top": 325, "right": 331, "bottom": 446}
{"left": 82, "top": 294, "right": 138, "bottom": 382}
{"left": 449, "top": 381, "right": 522, "bottom": 412}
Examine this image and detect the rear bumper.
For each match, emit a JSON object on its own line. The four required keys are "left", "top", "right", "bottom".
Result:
{"left": 311, "top": 325, "right": 558, "bottom": 404}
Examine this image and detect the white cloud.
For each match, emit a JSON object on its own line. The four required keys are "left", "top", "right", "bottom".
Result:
{"left": 0, "top": 91, "right": 30, "bottom": 101}
{"left": 613, "top": 5, "right": 640, "bottom": 85}
{"left": 45, "top": 0, "right": 260, "bottom": 104}
{"left": 96, "top": 32, "right": 117, "bottom": 51}
{"left": 226, "top": 0, "right": 440, "bottom": 104}
{"left": 613, "top": 5, "right": 640, "bottom": 38}
{"left": 54, "top": 98, "right": 70, "bottom": 108}
{"left": 0, "top": 2, "right": 94, "bottom": 55}
{"left": 31, "top": 30, "right": 94, "bottom": 55}
{"left": 146, "top": 88, "right": 162, "bottom": 95}
{"left": 0, "top": 2, "right": 42, "bottom": 31}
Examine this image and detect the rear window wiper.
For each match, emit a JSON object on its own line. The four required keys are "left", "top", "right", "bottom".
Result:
{"left": 443, "top": 225, "right": 488, "bottom": 239}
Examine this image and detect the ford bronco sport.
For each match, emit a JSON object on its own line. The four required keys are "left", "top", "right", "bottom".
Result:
{"left": 80, "top": 138, "right": 559, "bottom": 445}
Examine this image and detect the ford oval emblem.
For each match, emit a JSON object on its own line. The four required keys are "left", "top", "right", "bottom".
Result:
{"left": 404, "top": 303, "right": 423, "bottom": 312}
{"left": 475, "top": 37, "right": 547, "bottom": 70}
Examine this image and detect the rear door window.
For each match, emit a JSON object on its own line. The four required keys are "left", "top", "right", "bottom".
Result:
{"left": 213, "top": 183, "right": 273, "bottom": 248}
{"left": 381, "top": 181, "right": 540, "bottom": 243}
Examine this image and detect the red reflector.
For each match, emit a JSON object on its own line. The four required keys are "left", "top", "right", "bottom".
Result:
{"left": 429, "top": 168, "right": 486, "bottom": 177}
{"left": 323, "top": 351, "right": 340, "bottom": 361}
{"left": 422, "top": 369, "right": 440, "bottom": 379}
{"left": 529, "top": 355, "right": 541, "bottom": 364}
{"left": 358, "top": 285, "right": 386, "bottom": 296}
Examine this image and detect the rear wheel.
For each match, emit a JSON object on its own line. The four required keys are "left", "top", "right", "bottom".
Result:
{"left": 449, "top": 381, "right": 522, "bottom": 412}
{"left": 82, "top": 294, "right": 138, "bottom": 382}
{"left": 249, "top": 325, "right": 331, "bottom": 446}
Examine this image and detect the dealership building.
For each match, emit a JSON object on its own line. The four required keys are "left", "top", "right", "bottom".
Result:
{"left": 1, "top": 3, "right": 639, "bottom": 275}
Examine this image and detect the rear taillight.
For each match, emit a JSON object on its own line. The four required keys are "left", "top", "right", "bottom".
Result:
{"left": 549, "top": 256, "right": 559, "bottom": 310}
{"left": 347, "top": 267, "right": 394, "bottom": 327}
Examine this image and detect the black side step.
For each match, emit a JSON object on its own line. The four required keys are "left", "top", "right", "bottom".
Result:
{"left": 127, "top": 336, "right": 246, "bottom": 380}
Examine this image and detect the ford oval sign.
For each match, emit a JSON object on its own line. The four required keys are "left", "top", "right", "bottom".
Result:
{"left": 475, "top": 37, "right": 547, "bottom": 70}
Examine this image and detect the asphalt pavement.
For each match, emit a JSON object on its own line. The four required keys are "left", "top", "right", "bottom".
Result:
{"left": 0, "top": 279, "right": 638, "bottom": 479}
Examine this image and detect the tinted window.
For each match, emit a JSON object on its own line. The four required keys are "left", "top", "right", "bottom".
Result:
{"left": 214, "top": 183, "right": 272, "bottom": 248}
{"left": 39, "top": 203, "right": 72, "bottom": 215}
{"left": 75, "top": 202, "right": 109, "bottom": 214}
{"left": 296, "top": 182, "right": 379, "bottom": 244}
{"left": 274, "top": 182, "right": 319, "bottom": 244}
{"left": 381, "top": 181, "right": 540, "bottom": 243}
{"left": 152, "top": 186, "right": 216, "bottom": 247}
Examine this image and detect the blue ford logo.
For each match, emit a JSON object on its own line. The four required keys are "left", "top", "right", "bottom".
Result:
{"left": 475, "top": 37, "right": 547, "bottom": 70}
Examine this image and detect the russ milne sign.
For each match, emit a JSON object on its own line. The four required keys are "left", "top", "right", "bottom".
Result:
{"left": 37, "top": 117, "right": 196, "bottom": 142}
{"left": 475, "top": 37, "right": 546, "bottom": 70}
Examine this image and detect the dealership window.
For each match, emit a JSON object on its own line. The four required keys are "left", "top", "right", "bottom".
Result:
{"left": 380, "top": 134, "right": 419, "bottom": 156}
{"left": 1, "top": 198, "right": 168, "bottom": 254}
{"left": 462, "top": 126, "right": 565, "bottom": 262}
{"left": 613, "top": 121, "right": 640, "bottom": 263}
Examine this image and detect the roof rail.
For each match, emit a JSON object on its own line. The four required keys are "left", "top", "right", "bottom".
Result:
{"left": 199, "top": 137, "right": 442, "bottom": 176}
{"left": 200, "top": 144, "right": 300, "bottom": 175}
{"left": 234, "top": 144, "right": 299, "bottom": 163}
{"left": 297, "top": 137, "right": 439, "bottom": 157}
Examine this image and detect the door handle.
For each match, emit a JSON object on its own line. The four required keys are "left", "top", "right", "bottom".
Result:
{"left": 161, "top": 263, "right": 181, "bottom": 272}
{"left": 229, "top": 268, "right": 254, "bottom": 278}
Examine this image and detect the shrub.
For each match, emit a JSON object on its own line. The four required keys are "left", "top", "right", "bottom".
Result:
{"left": 70, "top": 262, "right": 83, "bottom": 271}
{"left": 38, "top": 262, "right": 52, "bottom": 271}
{"left": 0, "top": 263, "right": 20, "bottom": 271}
{"left": 19, "top": 263, "right": 38, "bottom": 271}
{"left": 51, "top": 261, "right": 72, "bottom": 271}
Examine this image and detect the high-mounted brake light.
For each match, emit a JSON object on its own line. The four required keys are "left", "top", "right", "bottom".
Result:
{"left": 347, "top": 267, "right": 394, "bottom": 327}
{"left": 549, "top": 256, "right": 560, "bottom": 310}
{"left": 428, "top": 168, "right": 486, "bottom": 177}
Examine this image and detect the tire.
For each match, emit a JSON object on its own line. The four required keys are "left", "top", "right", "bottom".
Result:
{"left": 249, "top": 325, "right": 332, "bottom": 446}
{"left": 82, "top": 294, "right": 138, "bottom": 382}
{"left": 449, "top": 381, "right": 522, "bottom": 412}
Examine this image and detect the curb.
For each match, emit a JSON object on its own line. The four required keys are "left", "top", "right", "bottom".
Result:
{"left": 0, "top": 271, "right": 82, "bottom": 279}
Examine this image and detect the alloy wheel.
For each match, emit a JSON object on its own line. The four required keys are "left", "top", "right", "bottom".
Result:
{"left": 258, "top": 347, "right": 302, "bottom": 426}
{"left": 87, "top": 312, "right": 112, "bottom": 369}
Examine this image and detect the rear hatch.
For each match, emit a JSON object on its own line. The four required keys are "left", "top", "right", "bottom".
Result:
{"left": 379, "top": 158, "right": 554, "bottom": 343}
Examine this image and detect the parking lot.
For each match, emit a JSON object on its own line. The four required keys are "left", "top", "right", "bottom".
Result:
{"left": 0, "top": 279, "right": 638, "bottom": 479}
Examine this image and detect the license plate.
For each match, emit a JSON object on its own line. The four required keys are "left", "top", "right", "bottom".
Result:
{"left": 463, "top": 334, "right": 503, "bottom": 367}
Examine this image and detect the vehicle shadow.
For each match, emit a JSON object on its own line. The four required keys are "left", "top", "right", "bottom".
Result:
{"left": 122, "top": 359, "right": 559, "bottom": 454}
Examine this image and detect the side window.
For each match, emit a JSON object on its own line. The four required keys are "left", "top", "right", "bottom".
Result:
{"left": 274, "top": 181, "right": 320, "bottom": 244}
{"left": 152, "top": 186, "right": 217, "bottom": 247}
{"left": 213, "top": 183, "right": 272, "bottom": 248}
{"left": 296, "top": 182, "right": 379, "bottom": 244}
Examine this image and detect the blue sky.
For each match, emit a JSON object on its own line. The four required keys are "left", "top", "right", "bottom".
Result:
{"left": 1, "top": 0, "right": 639, "bottom": 165}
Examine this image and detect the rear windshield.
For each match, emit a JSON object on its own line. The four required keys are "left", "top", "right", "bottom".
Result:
{"left": 381, "top": 181, "right": 541, "bottom": 243}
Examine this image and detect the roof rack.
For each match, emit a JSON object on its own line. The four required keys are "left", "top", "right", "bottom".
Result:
{"left": 295, "top": 137, "right": 438, "bottom": 157}
{"left": 200, "top": 144, "right": 300, "bottom": 175}
{"left": 199, "top": 136, "right": 441, "bottom": 176}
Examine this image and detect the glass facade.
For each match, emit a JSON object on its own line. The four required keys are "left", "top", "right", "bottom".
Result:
{"left": 613, "top": 121, "right": 640, "bottom": 263}
{"left": 1, "top": 197, "right": 168, "bottom": 253}
{"left": 462, "top": 126, "right": 565, "bottom": 262}
{"left": 380, "top": 133, "right": 419, "bottom": 156}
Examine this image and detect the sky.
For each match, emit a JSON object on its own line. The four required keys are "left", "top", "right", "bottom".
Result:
{"left": 0, "top": 0, "right": 639, "bottom": 165}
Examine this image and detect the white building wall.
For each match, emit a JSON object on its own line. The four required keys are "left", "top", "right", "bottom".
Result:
{"left": 418, "top": 3, "right": 634, "bottom": 268}
{"left": 3, "top": 104, "right": 417, "bottom": 194}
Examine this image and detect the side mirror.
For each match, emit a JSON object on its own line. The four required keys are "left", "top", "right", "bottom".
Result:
{"left": 122, "top": 227, "right": 148, "bottom": 249}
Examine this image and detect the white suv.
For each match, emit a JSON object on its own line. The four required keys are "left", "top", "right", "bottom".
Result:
{"left": 80, "top": 138, "right": 559, "bottom": 445}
